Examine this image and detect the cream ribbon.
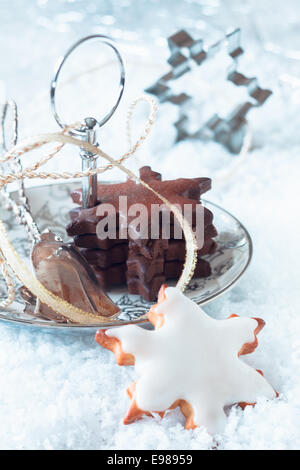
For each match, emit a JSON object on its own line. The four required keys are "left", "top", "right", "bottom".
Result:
{"left": 0, "top": 100, "right": 197, "bottom": 323}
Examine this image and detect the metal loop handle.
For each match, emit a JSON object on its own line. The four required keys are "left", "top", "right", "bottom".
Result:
{"left": 1, "top": 100, "right": 18, "bottom": 152}
{"left": 50, "top": 34, "right": 125, "bottom": 137}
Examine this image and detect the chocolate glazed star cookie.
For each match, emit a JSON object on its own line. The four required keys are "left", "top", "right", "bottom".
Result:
{"left": 67, "top": 166, "right": 217, "bottom": 301}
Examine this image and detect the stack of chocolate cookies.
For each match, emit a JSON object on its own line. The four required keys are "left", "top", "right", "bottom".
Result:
{"left": 66, "top": 166, "right": 217, "bottom": 301}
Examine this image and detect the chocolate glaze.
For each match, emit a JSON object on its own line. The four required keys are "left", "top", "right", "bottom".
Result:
{"left": 67, "top": 167, "right": 217, "bottom": 301}
{"left": 71, "top": 166, "right": 211, "bottom": 209}
{"left": 80, "top": 244, "right": 128, "bottom": 268}
{"left": 31, "top": 232, "right": 120, "bottom": 321}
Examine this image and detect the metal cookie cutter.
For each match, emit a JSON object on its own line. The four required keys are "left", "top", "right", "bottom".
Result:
{"left": 146, "top": 28, "right": 272, "bottom": 154}
{"left": 50, "top": 34, "right": 125, "bottom": 208}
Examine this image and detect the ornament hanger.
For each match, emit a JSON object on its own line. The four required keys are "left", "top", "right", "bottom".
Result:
{"left": 0, "top": 94, "right": 159, "bottom": 324}
{"left": 50, "top": 34, "right": 126, "bottom": 208}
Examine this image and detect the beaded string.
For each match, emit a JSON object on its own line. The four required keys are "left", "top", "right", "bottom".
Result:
{"left": 0, "top": 132, "right": 198, "bottom": 323}
{"left": 0, "top": 96, "right": 196, "bottom": 323}
{"left": 0, "top": 96, "right": 158, "bottom": 320}
{"left": 0, "top": 94, "right": 251, "bottom": 323}
{"left": 0, "top": 101, "right": 18, "bottom": 308}
{"left": 0, "top": 95, "right": 157, "bottom": 184}
{"left": 0, "top": 253, "right": 15, "bottom": 309}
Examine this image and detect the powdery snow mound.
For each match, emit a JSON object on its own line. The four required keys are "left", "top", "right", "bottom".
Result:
{"left": 0, "top": 129, "right": 299, "bottom": 450}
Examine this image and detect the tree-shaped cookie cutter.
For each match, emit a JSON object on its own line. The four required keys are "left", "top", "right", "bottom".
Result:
{"left": 145, "top": 28, "right": 272, "bottom": 153}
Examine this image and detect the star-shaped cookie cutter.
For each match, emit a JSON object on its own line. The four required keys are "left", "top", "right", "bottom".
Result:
{"left": 145, "top": 28, "right": 272, "bottom": 153}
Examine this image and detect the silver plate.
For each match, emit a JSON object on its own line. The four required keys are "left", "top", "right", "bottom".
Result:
{"left": 0, "top": 182, "right": 252, "bottom": 334}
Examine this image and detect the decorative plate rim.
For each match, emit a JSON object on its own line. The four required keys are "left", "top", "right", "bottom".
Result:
{"left": 0, "top": 193, "right": 252, "bottom": 330}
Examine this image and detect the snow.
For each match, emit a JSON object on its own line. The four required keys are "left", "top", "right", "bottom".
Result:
{"left": 0, "top": 0, "right": 299, "bottom": 450}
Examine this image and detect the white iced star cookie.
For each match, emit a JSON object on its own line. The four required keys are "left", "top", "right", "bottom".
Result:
{"left": 96, "top": 286, "right": 277, "bottom": 433}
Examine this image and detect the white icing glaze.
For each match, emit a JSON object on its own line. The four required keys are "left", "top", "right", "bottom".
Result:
{"left": 106, "top": 287, "right": 276, "bottom": 433}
